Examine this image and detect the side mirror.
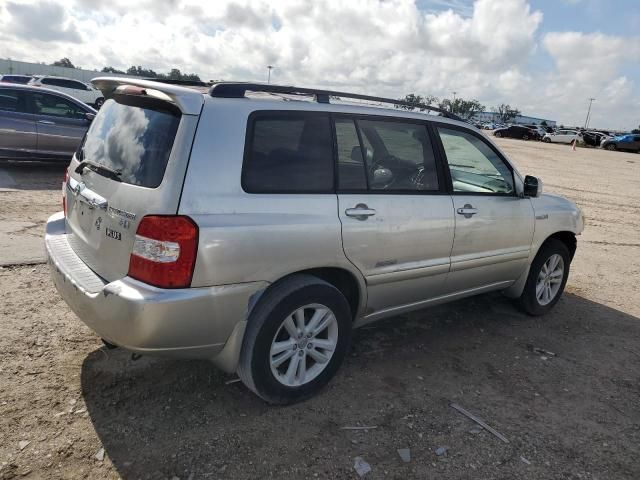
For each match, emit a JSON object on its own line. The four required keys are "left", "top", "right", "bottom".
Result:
{"left": 85, "top": 112, "right": 96, "bottom": 122}
{"left": 524, "top": 175, "right": 542, "bottom": 198}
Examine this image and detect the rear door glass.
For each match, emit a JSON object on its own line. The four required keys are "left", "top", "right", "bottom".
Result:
{"left": 80, "top": 97, "right": 181, "bottom": 188}
{"left": 335, "top": 118, "right": 367, "bottom": 190}
{"left": 356, "top": 119, "right": 439, "bottom": 191}
{"left": 31, "top": 93, "right": 85, "bottom": 119}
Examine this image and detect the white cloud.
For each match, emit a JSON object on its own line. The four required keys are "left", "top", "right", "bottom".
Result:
{"left": 4, "top": 1, "right": 81, "bottom": 43}
{"left": 541, "top": 31, "right": 640, "bottom": 129}
{"left": 0, "top": 0, "right": 637, "bottom": 129}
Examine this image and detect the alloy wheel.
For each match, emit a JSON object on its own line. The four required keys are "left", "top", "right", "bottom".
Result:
{"left": 536, "top": 254, "right": 564, "bottom": 306}
{"left": 269, "top": 304, "right": 338, "bottom": 387}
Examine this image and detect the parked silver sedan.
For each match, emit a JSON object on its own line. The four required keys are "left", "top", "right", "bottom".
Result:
{"left": 0, "top": 83, "right": 95, "bottom": 161}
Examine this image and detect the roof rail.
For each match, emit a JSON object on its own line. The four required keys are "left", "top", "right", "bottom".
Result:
{"left": 209, "top": 82, "right": 463, "bottom": 121}
{"left": 142, "top": 78, "right": 210, "bottom": 87}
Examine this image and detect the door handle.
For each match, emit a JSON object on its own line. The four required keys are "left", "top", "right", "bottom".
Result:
{"left": 456, "top": 204, "right": 478, "bottom": 218}
{"left": 345, "top": 203, "right": 376, "bottom": 220}
{"left": 37, "top": 120, "right": 56, "bottom": 125}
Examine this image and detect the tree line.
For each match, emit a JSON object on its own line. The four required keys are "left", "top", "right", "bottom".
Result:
{"left": 398, "top": 93, "right": 522, "bottom": 122}
{"left": 50, "top": 57, "right": 201, "bottom": 82}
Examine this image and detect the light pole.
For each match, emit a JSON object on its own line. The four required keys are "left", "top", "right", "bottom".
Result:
{"left": 584, "top": 98, "right": 595, "bottom": 129}
{"left": 267, "top": 65, "right": 273, "bottom": 84}
{"left": 451, "top": 91, "right": 457, "bottom": 113}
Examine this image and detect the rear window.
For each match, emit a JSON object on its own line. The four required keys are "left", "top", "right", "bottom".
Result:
{"left": 81, "top": 97, "right": 181, "bottom": 188}
{"left": 1, "top": 76, "right": 31, "bottom": 84}
{"left": 0, "top": 89, "right": 27, "bottom": 113}
{"left": 242, "top": 112, "right": 333, "bottom": 193}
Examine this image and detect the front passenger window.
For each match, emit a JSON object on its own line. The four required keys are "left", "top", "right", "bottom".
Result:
{"left": 437, "top": 127, "right": 514, "bottom": 195}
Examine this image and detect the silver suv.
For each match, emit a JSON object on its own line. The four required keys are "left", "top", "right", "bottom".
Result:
{"left": 46, "top": 78, "right": 584, "bottom": 404}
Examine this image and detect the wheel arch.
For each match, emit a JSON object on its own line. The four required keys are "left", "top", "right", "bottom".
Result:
{"left": 503, "top": 230, "right": 577, "bottom": 299}
{"left": 250, "top": 267, "right": 366, "bottom": 322}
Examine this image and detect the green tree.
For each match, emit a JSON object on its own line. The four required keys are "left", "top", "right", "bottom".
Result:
{"left": 101, "top": 66, "right": 125, "bottom": 74}
{"left": 124, "top": 65, "right": 201, "bottom": 81}
{"left": 439, "top": 98, "right": 485, "bottom": 119}
{"left": 492, "top": 104, "right": 521, "bottom": 123}
{"left": 51, "top": 57, "right": 75, "bottom": 68}
{"left": 126, "top": 66, "right": 159, "bottom": 77}
{"left": 396, "top": 94, "right": 438, "bottom": 111}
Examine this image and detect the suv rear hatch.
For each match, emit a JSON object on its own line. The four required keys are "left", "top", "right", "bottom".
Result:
{"left": 64, "top": 78, "right": 204, "bottom": 284}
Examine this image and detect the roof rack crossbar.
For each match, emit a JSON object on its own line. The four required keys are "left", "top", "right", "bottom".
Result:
{"left": 209, "top": 82, "right": 462, "bottom": 120}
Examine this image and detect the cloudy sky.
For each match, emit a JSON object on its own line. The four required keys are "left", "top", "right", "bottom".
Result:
{"left": 0, "top": 0, "right": 638, "bottom": 129}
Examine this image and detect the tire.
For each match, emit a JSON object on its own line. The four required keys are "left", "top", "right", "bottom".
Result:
{"left": 494, "top": 132, "right": 502, "bottom": 138}
{"left": 606, "top": 144, "right": 616, "bottom": 151}
{"left": 237, "top": 274, "right": 352, "bottom": 405}
{"left": 543, "top": 137, "right": 551, "bottom": 143}
{"left": 517, "top": 239, "right": 570, "bottom": 316}
{"left": 523, "top": 134, "right": 530, "bottom": 141}
{"left": 95, "top": 97, "right": 104, "bottom": 109}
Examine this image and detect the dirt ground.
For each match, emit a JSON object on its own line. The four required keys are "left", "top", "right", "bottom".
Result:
{"left": 1, "top": 139, "right": 639, "bottom": 479}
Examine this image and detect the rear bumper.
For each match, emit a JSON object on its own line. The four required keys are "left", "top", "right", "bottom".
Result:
{"left": 45, "top": 212, "right": 267, "bottom": 367}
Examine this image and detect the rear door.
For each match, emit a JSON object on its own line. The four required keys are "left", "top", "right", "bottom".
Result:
{"left": 434, "top": 124, "right": 534, "bottom": 294}
{"left": 0, "top": 88, "right": 37, "bottom": 157}
{"left": 64, "top": 91, "right": 201, "bottom": 282}
{"left": 28, "top": 91, "right": 90, "bottom": 158}
{"left": 336, "top": 116, "right": 454, "bottom": 316}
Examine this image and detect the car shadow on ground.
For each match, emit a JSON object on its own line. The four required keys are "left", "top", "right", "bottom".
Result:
{"left": 0, "top": 161, "right": 67, "bottom": 191}
{"left": 80, "top": 292, "right": 640, "bottom": 479}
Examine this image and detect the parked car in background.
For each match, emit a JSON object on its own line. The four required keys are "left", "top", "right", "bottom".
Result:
{"left": 0, "top": 74, "right": 33, "bottom": 84}
{"left": 0, "top": 83, "right": 95, "bottom": 161}
{"left": 529, "top": 125, "right": 547, "bottom": 138}
{"left": 45, "top": 78, "right": 583, "bottom": 404}
{"left": 601, "top": 134, "right": 640, "bottom": 153}
{"left": 493, "top": 124, "right": 539, "bottom": 140}
{"left": 581, "top": 131, "right": 610, "bottom": 147}
{"left": 542, "top": 129, "right": 579, "bottom": 144}
{"left": 28, "top": 75, "right": 105, "bottom": 108}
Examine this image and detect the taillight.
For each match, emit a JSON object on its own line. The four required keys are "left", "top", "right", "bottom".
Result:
{"left": 127, "top": 216, "right": 198, "bottom": 288}
{"left": 62, "top": 168, "right": 68, "bottom": 216}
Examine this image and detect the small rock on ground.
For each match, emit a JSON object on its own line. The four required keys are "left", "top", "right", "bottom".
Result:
{"left": 397, "top": 448, "right": 411, "bottom": 463}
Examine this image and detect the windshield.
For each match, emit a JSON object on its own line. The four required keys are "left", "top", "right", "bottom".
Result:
{"left": 80, "top": 97, "right": 181, "bottom": 188}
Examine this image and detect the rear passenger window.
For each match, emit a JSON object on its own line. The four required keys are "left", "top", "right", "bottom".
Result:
{"left": 335, "top": 118, "right": 367, "bottom": 190}
{"left": 243, "top": 113, "right": 333, "bottom": 193}
{"left": 31, "top": 93, "right": 85, "bottom": 119}
{"left": 356, "top": 119, "right": 439, "bottom": 191}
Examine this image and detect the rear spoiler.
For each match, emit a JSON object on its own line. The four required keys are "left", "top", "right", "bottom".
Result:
{"left": 91, "top": 77, "right": 205, "bottom": 115}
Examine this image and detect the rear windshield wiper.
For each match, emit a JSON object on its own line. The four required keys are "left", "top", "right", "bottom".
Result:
{"left": 75, "top": 160, "right": 122, "bottom": 182}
